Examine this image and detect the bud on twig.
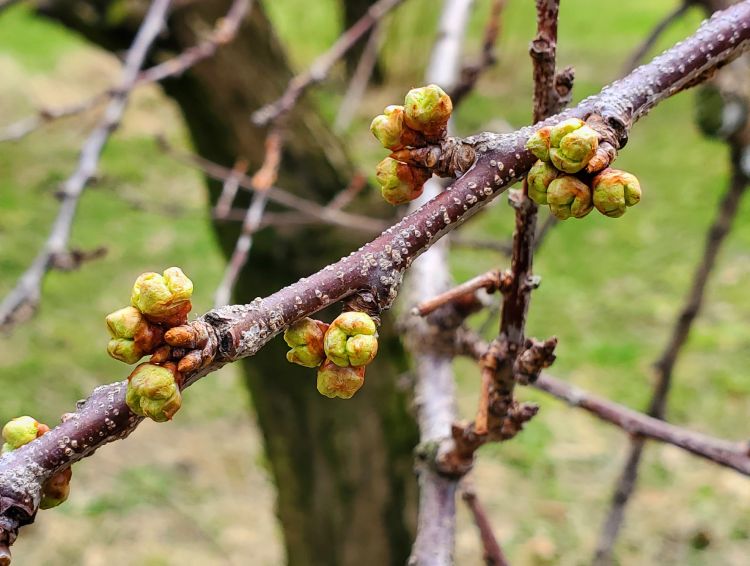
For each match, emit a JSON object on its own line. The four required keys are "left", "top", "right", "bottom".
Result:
{"left": 105, "top": 306, "right": 164, "bottom": 364}
{"left": 403, "top": 84, "right": 453, "bottom": 139}
{"left": 548, "top": 118, "right": 599, "bottom": 174}
{"left": 1, "top": 416, "right": 43, "bottom": 453}
{"left": 547, "top": 176, "right": 593, "bottom": 220}
{"left": 323, "top": 312, "right": 379, "bottom": 367}
{"left": 375, "top": 157, "right": 431, "bottom": 205}
{"left": 126, "top": 362, "right": 183, "bottom": 422}
{"left": 526, "top": 160, "right": 560, "bottom": 205}
{"left": 131, "top": 267, "right": 193, "bottom": 326}
{"left": 283, "top": 318, "right": 328, "bottom": 368}
{"left": 316, "top": 359, "right": 366, "bottom": 399}
{"left": 592, "top": 168, "right": 642, "bottom": 218}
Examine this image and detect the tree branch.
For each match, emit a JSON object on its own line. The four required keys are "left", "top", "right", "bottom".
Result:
{"left": 0, "top": 0, "right": 173, "bottom": 331}
{"left": 2, "top": 1, "right": 750, "bottom": 552}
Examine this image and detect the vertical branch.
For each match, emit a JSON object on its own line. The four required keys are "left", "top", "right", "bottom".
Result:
{"left": 592, "top": 143, "right": 750, "bottom": 565}
{"left": 407, "top": 1, "right": 476, "bottom": 564}
{"left": 462, "top": 485, "right": 509, "bottom": 566}
{"left": 479, "top": 0, "right": 563, "bottom": 439}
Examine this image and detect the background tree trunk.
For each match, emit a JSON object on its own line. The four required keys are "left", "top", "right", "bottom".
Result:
{"left": 36, "top": 1, "right": 418, "bottom": 564}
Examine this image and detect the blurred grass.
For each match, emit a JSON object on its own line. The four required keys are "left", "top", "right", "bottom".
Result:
{"left": 2, "top": 0, "right": 750, "bottom": 564}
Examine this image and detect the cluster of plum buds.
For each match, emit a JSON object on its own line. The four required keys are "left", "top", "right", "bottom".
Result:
{"left": 370, "top": 84, "right": 453, "bottom": 205}
{"left": 283, "top": 312, "right": 379, "bottom": 399}
{"left": 1, "top": 417, "right": 72, "bottom": 509}
{"left": 525, "top": 118, "right": 642, "bottom": 219}
{"left": 104, "top": 267, "right": 194, "bottom": 422}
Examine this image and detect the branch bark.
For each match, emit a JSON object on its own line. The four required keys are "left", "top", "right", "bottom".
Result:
{"left": 3, "top": 0, "right": 750, "bottom": 552}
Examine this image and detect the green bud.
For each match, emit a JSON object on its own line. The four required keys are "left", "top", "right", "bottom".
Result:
{"left": 317, "top": 360, "right": 366, "bottom": 399}
{"left": 526, "top": 127, "right": 552, "bottom": 162}
{"left": 403, "top": 84, "right": 453, "bottom": 137}
{"left": 131, "top": 267, "right": 193, "bottom": 326}
{"left": 375, "top": 157, "right": 431, "bottom": 205}
{"left": 40, "top": 467, "right": 72, "bottom": 510}
{"left": 126, "top": 363, "right": 182, "bottom": 423}
{"left": 2, "top": 416, "right": 41, "bottom": 450}
{"left": 1, "top": 443, "right": 12, "bottom": 454}
{"left": 370, "top": 105, "right": 406, "bottom": 150}
{"left": 548, "top": 118, "right": 599, "bottom": 174}
{"left": 284, "top": 318, "right": 327, "bottom": 368}
{"left": 324, "top": 312, "right": 379, "bottom": 367}
{"left": 592, "top": 168, "right": 642, "bottom": 218}
{"left": 547, "top": 176, "right": 593, "bottom": 220}
{"left": 526, "top": 160, "right": 560, "bottom": 205}
{"left": 105, "top": 306, "right": 163, "bottom": 364}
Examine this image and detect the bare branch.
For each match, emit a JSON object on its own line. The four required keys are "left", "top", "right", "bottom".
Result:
{"left": 451, "top": 0, "right": 507, "bottom": 107}
{"left": 2, "top": 4, "right": 750, "bottom": 550}
{"left": 0, "top": 0, "right": 252, "bottom": 143}
{"left": 412, "top": 269, "right": 511, "bottom": 317}
{"left": 592, "top": 143, "right": 750, "bottom": 565}
{"left": 462, "top": 483, "right": 509, "bottom": 566}
{"left": 252, "top": 0, "right": 407, "bottom": 126}
{"left": 0, "top": 0, "right": 173, "bottom": 331}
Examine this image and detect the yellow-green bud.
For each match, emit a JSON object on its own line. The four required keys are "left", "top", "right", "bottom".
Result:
{"left": 317, "top": 360, "right": 366, "bottom": 399}
{"left": 547, "top": 176, "right": 593, "bottom": 220}
{"left": 592, "top": 168, "right": 642, "bottom": 218}
{"left": 324, "top": 312, "right": 378, "bottom": 368}
{"left": 105, "top": 306, "right": 163, "bottom": 364}
{"left": 526, "top": 160, "right": 560, "bottom": 205}
{"left": 284, "top": 318, "right": 328, "bottom": 368}
{"left": 1, "top": 443, "right": 11, "bottom": 454}
{"left": 403, "top": 84, "right": 453, "bottom": 138}
{"left": 526, "top": 127, "right": 552, "bottom": 162}
{"left": 40, "top": 467, "right": 72, "bottom": 510}
{"left": 370, "top": 105, "right": 406, "bottom": 150}
{"left": 131, "top": 267, "right": 193, "bottom": 326}
{"left": 375, "top": 157, "right": 431, "bottom": 205}
{"left": 126, "top": 363, "right": 182, "bottom": 422}
{"left": 2, "top": 416, "right": 42, "bottom": 450}
{"left": 548, "top": 118, "right": 599, "bottom": 173}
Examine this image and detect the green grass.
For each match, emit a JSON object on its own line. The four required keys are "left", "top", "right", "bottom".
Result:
{"left": 2, "top": 1, "right": 750, "bottom": 564}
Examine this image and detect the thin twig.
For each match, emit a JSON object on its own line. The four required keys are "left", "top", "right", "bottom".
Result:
{"left": 214, "top": 158, "right": 248, "bottom": 218}
{"left": 412, "top": 269, "right": 510, "bottom": 317}
{"left": 461, "top": 483, "right": 509, "bottom": 566}
{"left": 156, "top": 137, "right": 388, "bottom": 234}
{"left": 213, "top": 129, "right": 281, "bottom": 307}
{"left": 622, "top": 0, "right": 694, "bottom": 74}
{"left": 251, "top": 0, "right": 406, "bottom": 126}
{"left": 334, "top": 24, "right": 382, "bottom": 132}
{"left": 0, "top": 0, "right": 173, "bottom": 331}
{"left": 451, "top": 0, "right": 507, "bottom": 107}
{"left": 0, "top": 0, "right": 251, "bottom": 143}
{"left": 592, "top": 143, "right": 750, "bottom": 565}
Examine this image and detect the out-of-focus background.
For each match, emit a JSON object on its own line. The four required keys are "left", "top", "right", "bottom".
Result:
{"left": 1, "top": 0, "right": 750, "bottom": 564}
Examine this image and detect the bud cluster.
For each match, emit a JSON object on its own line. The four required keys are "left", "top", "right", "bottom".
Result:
{"left": 103, "top": 267, "right": 194, "bottom": 422}
{"left": 1, "top": 416, "right": 72, "bottom": 509}
{"left": 282, "top": 312, "right": 379, "bottom": 399}
{"left": 370, "top": 84, "right": 453, "bottom": 205}
{"left": 525, "top": 119, "right": 642, "bottom": 220}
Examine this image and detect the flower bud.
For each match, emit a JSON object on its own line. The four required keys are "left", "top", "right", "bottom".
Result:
{"left": 375, "top": 157, "right": 431, "bottom": 205}
{"left": 526, "top": 160, "right": 560, "bottom": 205}
{"left": 126, "top": 362, "right": 182, "bottom": 422}
{"left": 40, "top": 467, "right": 72, "bottom": 510}
{"left": 317, "top": 359, "right": 366, "bottom": 399}
{"left": 106, "top": 306, "right": 164, "bottom": 364}
{"left": 547, "top": 176, "right": 593, "bottom": 220}
{"left": 370, "top": 105, "right": 406, "bottom": 150}
{"left": 323, "top": 312, "right": 378, "bottom": 368}
{"left": 2, "top": 416, "right": 43, "bottom": 450}
{"left": 526, "top": 127, "right": 552, "bottom": 162}
{"left": 403, "top": 84, "right": 453, "bottom": 138}
{"left": 131, "top": 267, "right": 193, "bottom": 326}
{"left": 548, "top": 118, "right": 599, "bottom": 173}
{"left": 592, "top": 168, "right": 642, "bottom": 218}
{"left": 284, "top": 318, "right": 328, "bottom": 368}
